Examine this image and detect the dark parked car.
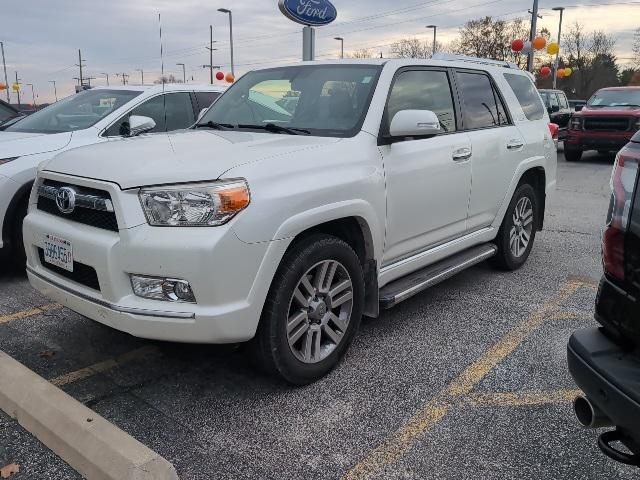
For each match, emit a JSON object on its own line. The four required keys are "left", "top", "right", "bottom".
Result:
{"left": 565, "top": 87, "right": 640, "bottom": 161}
{"left": 0, "top": 99, "right": 22, "bottom": 127}
{"left": 539, "top": 89, "right": 572, "bottom": 139}
{"left": 568, "top": 130, "right": 640, "bottom": 467}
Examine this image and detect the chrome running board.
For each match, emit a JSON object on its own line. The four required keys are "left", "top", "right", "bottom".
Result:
{"left": 379, "top": 243, "right": 497, "bottom": 309}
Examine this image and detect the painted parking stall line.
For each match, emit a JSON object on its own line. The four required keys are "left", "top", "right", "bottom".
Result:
{"left": 0, "top": 303, "right": 62, "bottom": 325}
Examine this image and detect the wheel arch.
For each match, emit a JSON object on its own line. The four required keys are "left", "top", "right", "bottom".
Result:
{"left": 517, "top": 167, "right": 546, "bottom": 231}
{"left": 1, "top": 180, "right": 33, "bottom": 253}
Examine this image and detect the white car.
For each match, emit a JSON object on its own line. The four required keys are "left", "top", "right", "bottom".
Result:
{"left": 0, "top": 84, "right": 225, "bottom": 263}
{"left": 24, "top": 56, "right": 557, "bottom": 384}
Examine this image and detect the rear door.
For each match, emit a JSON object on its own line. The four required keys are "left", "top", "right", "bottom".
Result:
{"left": 453, "top": 69, "right": 525, "bottom": 231}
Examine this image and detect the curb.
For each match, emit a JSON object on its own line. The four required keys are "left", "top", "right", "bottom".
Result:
{"left": 0, "top": 350, "right": 179, "bottom": 480}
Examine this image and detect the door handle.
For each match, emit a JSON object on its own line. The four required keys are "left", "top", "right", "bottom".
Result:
{"left": 452, "top": 147, "right": 472, "bottom": 162}
{"left": 507, "top": 140, "right": 524, "bottom": 150}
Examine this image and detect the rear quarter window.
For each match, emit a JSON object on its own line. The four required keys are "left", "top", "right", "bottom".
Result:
{"left": 503, "top": 73, "right": 545, "bottom": 121}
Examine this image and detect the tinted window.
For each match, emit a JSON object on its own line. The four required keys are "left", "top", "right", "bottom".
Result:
{"left": 105, "top": 92, "right": 195, "bottom": 136}
{"left": 6, "top": 89, "right": 141, "bottom": 134}
{"left": 457, "top": 72, "right": 507, "bottom": 129}
{"left": 200, "top": 65, "right": 382, "bottom": 138}
{"left": 195, "top": 91, "right": 221, "bottom": 110}
{"left": 504, "top": 73, "right": 545, "bottom": 121}
{"left": 386, "top": 70, "right": 456, "bottom": 132}
{"left": 0, "top": 102, "right": 16, "bottom": 123}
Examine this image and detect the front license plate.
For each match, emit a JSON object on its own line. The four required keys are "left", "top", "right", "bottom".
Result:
{"left": 43, "top": 234, "right": 73, "bottom": 272}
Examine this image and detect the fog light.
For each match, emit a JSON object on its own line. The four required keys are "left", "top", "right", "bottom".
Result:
{"left": 130, "top": 274, "right": 196, "bottom": 303}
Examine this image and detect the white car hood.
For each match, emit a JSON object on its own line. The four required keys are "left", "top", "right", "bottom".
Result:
{"left": 0, "top": 131, "right": 73, "bottom": 158}
{"left": 43, "top": 130, "right": 342, "bottom": 189}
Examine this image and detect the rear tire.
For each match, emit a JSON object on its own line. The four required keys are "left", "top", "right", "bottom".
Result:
{"left": 564, "top": 147, "right": 582, "bottom": 162}
{"left": 490, "top": 183, "right": 538, "bottom": 271}
{"left": 255, "top": 234, "right": 364, "bottom": 385}
{"left": 9, "top": 196, "right": 28, "bottom": 268}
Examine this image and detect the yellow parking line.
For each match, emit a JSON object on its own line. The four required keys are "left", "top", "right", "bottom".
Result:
{"left": 49, "top": 345, "right": 160, "bottom": 387}
{"left": 466, "top": 389, "right": 583, "bottom": 407}
{"left": 343, "top": 279, "right": 582, "bottom": 480}
{"left": 0, "top": 303, "right": 62, "bottom": 325}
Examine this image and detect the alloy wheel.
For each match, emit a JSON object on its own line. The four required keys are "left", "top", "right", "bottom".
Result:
{"left": 509, "top": 196, "right": 534, "bottom": 258}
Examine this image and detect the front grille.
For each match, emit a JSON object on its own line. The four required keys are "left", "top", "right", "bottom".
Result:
{"left": 37, "top": 179, "right": 119, "bottom": 232}
{"left": 38, "top": 248, "right": 100, "bottom": 291}
{"left": 584, "top": 117, "right": 632, "bottom": 132}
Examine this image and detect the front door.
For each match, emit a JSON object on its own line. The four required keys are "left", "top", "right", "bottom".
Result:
{"left": 380, "top": 68, "right": 472, "bottom": 266}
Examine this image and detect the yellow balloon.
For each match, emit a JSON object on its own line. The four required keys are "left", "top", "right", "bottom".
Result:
{"left": 11, "top": 83, "right": 19, "bottom": 92}
{"left": 546, "top": 42, "right": 559, "bottom": 55}
{"left": 564, "top": 67, "right": 572, "bottom": 77}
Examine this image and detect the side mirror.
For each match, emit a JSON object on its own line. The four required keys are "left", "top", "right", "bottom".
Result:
{"left": 197, "top": 108, "right": 208, "bottom": 122}
{"left": 548, "top": 105, "right": 560, "bottom": 114}
{"left": 575, "top": 105, "right": 584, "bottom": 112}
{"left": 389, "top": 110, "right": 441, "bottom": 138}
{"left": 128, "top": 115, "right": 156, "bottom": 137}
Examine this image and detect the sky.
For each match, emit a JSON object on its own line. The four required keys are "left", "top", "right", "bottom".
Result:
{"left": 1, "top": 0, "right": 638, "bottom": 104}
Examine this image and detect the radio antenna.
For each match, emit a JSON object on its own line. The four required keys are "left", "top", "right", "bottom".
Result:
{"left": 159, "top": 13, "right": 165, "bottom": 92}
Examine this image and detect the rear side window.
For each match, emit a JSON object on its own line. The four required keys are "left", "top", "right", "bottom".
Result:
{"left": 503, "top": 73, "right": 545, "bottom": 121}
{"left": 195, "top": 91, "right": 222, "bottom": 111}
{"left": 456, "top": 71, "right": 509, "bottom": 129}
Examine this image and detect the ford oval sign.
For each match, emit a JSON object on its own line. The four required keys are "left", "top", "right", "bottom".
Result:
{"left": 278, "top": 0, "right": 337, "bottom": 26}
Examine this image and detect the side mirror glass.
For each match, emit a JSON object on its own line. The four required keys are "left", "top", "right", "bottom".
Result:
{"left": 128, "top": 115, "right": 156, "bottom": 137}
{"left": 389, "top": 110, "right": 441, "bottom": 139}
{"left": 197, "top": 108, "right": 208, "bottom": 122}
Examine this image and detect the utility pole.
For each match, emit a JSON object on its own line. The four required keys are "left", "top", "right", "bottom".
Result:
{"left": 135, "top": 68, "right": 144, "bottom": 85}
{"left": 48, "top": 80, "right": 57, "bottom": 102}
{"left": 552, "top": 7, "right": 565, "bottom": 89}
{"left": 334, "top": 37, "right": 344, "bottom": 59}
{"left": 115, "top": 73, "right": 129, "bottom": 85}
{"left": 218, "top": 9, "right": 235, "bottom": 76}
{"left": 85, "top": 76, "right": 95, "bottom": 87}
{"left": 427, "top": 25, "right": 437, "bottom": 56}
{"left": 1, "top": 42, "right": 9, "bottom": 102}
{"left": 527, "top": 1, "right": 541, "bottom": 72}
{"left": 76, "top": 49, "right": 86, "bottom": 86}
{"left": 101, "top": 72, "right": 109, "bottom": 86}
{"left": 205, "top": 26, "right": 218, "bottom": 84}
{"left": 176, "top": 63, "right": 186, "bottom": 83}
{"left": 26, "top": 83, "right": 35, "bottom": 107}
{"left": 14, "top": 71, "right": 20, "bottom": 108}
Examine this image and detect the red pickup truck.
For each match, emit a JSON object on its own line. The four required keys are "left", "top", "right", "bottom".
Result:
{"left": 565, "top": 86, "right": 640, "bottom": 162}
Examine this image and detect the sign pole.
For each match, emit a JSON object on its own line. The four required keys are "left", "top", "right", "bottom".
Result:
{"left": 302, "top": 26, "right": 315, "bottom": 61}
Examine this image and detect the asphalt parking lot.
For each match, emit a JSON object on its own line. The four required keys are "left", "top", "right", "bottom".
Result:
{"left": 1, "top": 148, "right": 637, "bottom": 480}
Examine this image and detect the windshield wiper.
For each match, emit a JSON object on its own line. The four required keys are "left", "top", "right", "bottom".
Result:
{"left": 195, "top": 121, "right": 234, "bottom": 130}
{"left": 238, "top": 123, "right": 311, "bottom": 135}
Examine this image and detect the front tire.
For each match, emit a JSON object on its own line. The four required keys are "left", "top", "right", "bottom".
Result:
{"left": 255, "top": 234, "right": 364, "bottom": 385}
{"left": 564, "top": 147, "right": 582, "bottom": 162}
{"left": 490, "top": 183, "right": 538, "bottom": 271}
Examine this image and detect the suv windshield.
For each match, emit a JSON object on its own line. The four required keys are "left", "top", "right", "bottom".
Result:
{"left": 6, "top": 89, "right": 142, "bottom": 134}
{"left": 199, "top": 64, "right": 382, "bottom": 137}
{"left": 587, "top": 90, "right": 640, "bottom": 108}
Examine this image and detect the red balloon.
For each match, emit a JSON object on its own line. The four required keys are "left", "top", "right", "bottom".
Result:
{"left": 215, "top": 71, "right": 225, "bottom": 81}
{"left": 511, "top": 39, "right": 524, "bottom": 52}
{"left": 540, "top": 66, "right": 551, "bottom": 77}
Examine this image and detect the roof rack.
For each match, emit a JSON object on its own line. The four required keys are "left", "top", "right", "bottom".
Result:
{"left": 431, "top": 53, "right": 520, "bottom": 70}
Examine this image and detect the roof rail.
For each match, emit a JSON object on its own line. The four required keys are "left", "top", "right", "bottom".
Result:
{"left": 431, "top": 53, "right": 520, "bottom": 70}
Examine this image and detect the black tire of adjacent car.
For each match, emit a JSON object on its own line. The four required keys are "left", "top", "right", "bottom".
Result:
{"left": 255, "top": 234, "right": 365, "bottom": 385}
{"left": 564, "top": 147, "right": 583, "bottom": 162}
{"left": 9, "top": 196, "right": 28, "bottom": 268}
{"left": 490, "top": 183, "right": 538, "bottom": 271}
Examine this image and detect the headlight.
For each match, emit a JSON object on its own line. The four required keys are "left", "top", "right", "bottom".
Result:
{"left": 0, "top": 156, "right": 19, "bottom": 165}
{"left": 139, "top": 179, "right": 250, "bottom": 226}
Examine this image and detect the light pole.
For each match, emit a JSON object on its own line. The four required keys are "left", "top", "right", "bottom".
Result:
{"left": 527, "top": 0, "right": 540, "bottom": 72}
{"left": 26, "top": 83, "right": 36, "bottom": 107}
{"left": 552, "top": 7, "right": 565, "bottom": 89}
{"left": 101, "top": 72, "right": 109, "bottom": 86}
{"left": 135, "top": 68, "right": 144, "bottom": 85}
{"left": 218, "top": 8, "right": 234, "bottom": 76}
{"left": 1, "top": 42, "right": 9, "bottom": 102}
{"left": 334, "top": 37, "right": 344, "bottom": 59}
{"left": 426, "top": 25, "right": 437, "bottom": 56}
{"left": 176, "top": 63, "right": 186, "bottom": 83}
{"left": 48, "top": 80, "right": 57, "bottom": 102}
{"left": 14, "top": 71, "right": 20, "bottom": 108}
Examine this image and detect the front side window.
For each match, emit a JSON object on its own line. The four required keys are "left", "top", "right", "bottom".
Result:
{"left": 105, "top": 92, "right": 195, "bottom": 136}
{"left": 199, "top": 65, "right": 382, "bottom": 137}
{"left": 6, "top": 89, "right": 141, "bottom": 134}
{"left": 195, "top": 91, "right": 222, "bottom": 111}
{"left": 457, "top": 72, "right": 508, "bottom": 129}
{"left": 386, "top": 70, "right": 457, "bottom": 133}
{"left": 503, "top": 73, "right": 545, "bottom": 121}
{"left": 558, "top": 93, "right": 569, "bottom": 109}
{"left": 0, "top": 102, "right": 16, "bottom": 123}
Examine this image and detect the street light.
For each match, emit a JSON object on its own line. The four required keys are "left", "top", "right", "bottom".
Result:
{"left": 176, "top": 63, "right": 186, "bottom": 83}
{"left": 135, "top": 68, "right": 144, "bottom": 85}
{"left": 334, "top": 37, "right": 344, "bottom": 59}
{"left": 426, "top": 25, "right": 437, "bottom": 57}
{"left": 26, "top": 83, "right": 36, "bottom": 107}
{"left": 552, "top": 7, "right": 565, "bottom": 89}
{"left": 48, "top": 80, "right": 57, "bottom": 102}
{"left": 218, "top": 8, "right": 235, "bottom": 76}
{"left": 101, "top": 73, "right": 109, "bottom": 86}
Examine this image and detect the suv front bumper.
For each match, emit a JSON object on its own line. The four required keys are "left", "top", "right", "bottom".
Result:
{"left": 565, "top": 129, "right": 635, "bottom": 151}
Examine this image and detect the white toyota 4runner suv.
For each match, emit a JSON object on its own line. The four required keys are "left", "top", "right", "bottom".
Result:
{"left": 24, "top": 56, "right": 557, "bottom": 384}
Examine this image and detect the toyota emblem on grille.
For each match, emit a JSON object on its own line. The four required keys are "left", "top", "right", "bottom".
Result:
{"left": 55, "top": 187, "right": 77, "bottom": 214}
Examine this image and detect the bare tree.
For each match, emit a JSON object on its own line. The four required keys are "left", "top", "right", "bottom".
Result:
{"left": 633, "top": 27, "right": 640, "bottom": 68}
{"left": 390, "top": 38, "right": 431, "bottom": 58}
{"left": 349, "top": 49, "right": 375, "bottom": 59}
{"left": 153, "top": 74, "right": 183, "bottom": 84}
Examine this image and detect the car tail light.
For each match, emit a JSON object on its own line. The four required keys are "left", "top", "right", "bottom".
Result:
{"left": 548, "top": 123, "right": 559, "bottom": 140}
{"left": 603, "top": 149, "right": 639, "bottom": 281}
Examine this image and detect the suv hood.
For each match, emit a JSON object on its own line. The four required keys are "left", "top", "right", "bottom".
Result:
{"left": 43, "top": 130, "right": 342, "bottom": 189}
{"left": 576, "top": 105, "right": 640, "bottom": 116}
{"left": 0, "top": 131, "right": 73, "bottom": 158}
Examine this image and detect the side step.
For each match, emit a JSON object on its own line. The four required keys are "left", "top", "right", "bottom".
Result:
{"left": 379, "top": 243, "right": 497, "bottom": 309}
